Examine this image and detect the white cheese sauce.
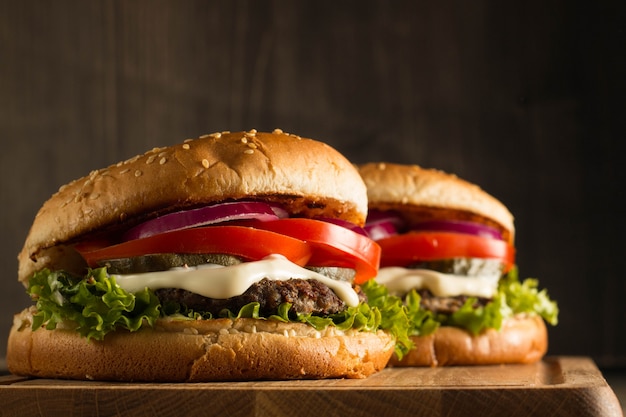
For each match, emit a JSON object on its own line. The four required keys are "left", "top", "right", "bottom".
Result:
{"left": 112, "top": 254, "right": 360, "bottom": 307}
{"left": 375, "top": 267, "right": 500, "bottom": 298}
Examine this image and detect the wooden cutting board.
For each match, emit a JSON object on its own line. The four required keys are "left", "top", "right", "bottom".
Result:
{"left": 0, "top": 356, "right": 622, "bottom": 417}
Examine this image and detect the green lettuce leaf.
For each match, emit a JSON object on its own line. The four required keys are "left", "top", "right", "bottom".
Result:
{"left": 361, "top": 279, "right": 413, "bottom": 359}
{"left": 400, "top": 266, "right": 559, "bottom": 336}
{"left": 403, "top": 289, "right": 440, "bottom": 336}
{"left": 26, "top": 267, "right": 413, "bottom": 356}
{"left": 28, "top": 268, "right": 161, "bottom": 340}
{"left": 446, "top": 292, "right": 507, "bottom": 335}
{"left": 498, "top": 267, "right": 559, "bottom": 326}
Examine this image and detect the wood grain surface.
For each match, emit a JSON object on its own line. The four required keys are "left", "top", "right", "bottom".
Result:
{"left": 0, "top": 357, "right": 622, "bottom": 417}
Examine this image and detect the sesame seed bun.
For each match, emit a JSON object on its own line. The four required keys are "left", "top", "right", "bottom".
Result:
{"left": 19, "top": 130, "right": 368, "bottom": 284}
{"left": 8, "top": 129, "right": 395, "bottom": 382}
{"left": 358, "top": 162, "right": 550, "bottom": 367}
{"left": 357, "top": 162, "right": 515, "bottom": 244}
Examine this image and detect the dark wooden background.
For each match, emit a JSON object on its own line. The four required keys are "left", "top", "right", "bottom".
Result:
{"left": 0, "top": 1, "right": 624, "bottom": 368}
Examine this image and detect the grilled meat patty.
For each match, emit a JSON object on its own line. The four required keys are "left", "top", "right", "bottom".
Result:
{"left": 417, "top": 289, "right": 491, "bottom": 315}
{"left": 156, "top": 278, "right": 366, "bottom": 318}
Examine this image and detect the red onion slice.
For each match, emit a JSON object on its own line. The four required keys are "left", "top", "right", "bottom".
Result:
{"left": 314, "top": 217, "right": 368, "bottom": 236}
{"left": 364, "top": 210, "right": 405, "bottom": 240}
{"left": 365, "top": 221, "right": 399, "bottom": 241}
{"left": 411, "top": 220, "right": 503, "bottom": 240}
{"left": 123, "top": 201, "right": 288, "bottom": 241}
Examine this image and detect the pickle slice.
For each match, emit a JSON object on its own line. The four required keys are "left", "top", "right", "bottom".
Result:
{"left": 306, "top": 266, "right": 356, "bottom": 282}
{"left": 99, "top": 253, "right": 243, "bottom": 274}
{"left": 407, "top": 258, "right": 503, "bottom": 277}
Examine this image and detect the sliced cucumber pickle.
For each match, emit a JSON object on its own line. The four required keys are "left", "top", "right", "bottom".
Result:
{"left": 100, "top": 253, "right": 243, "bottom": 274}
{"left": 407, "top": 258, "right": 503, "bottom": 277}
{"left": 306, "top": 266, "right": 356, "bottom": 282}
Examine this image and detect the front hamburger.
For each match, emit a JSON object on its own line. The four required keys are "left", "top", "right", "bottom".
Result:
{"left": 358, "top": 162, "right": 558, "bottom": 366}
{"left": 7, "top": 130, "right": 408, "bottom": 381}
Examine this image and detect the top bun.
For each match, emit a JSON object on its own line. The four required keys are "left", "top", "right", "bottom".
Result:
{"left": 19, "top": 129, "right": 367, "bottom": 284}
{"left": 358, "top": 162, "right": 514, "bottom": 244}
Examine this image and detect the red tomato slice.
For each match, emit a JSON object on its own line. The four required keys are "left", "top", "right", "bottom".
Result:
{"left": 75, "top": 226, "right": 313, "bottom": 268}
{"left": 239, "top": 218, "right": 381, "bottom": 284}
{"left": 377, "top": 231, "right": 515, "bottom": 272}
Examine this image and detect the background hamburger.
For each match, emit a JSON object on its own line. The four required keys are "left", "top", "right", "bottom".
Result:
{"left": 358, "top": 162, "right": 558, "bottom": 366}
{"left": 7, "top": 130, "right": 409, "bottom": 381}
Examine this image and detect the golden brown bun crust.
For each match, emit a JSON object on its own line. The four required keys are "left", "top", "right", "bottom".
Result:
{"left": 358, "top": 162, "right": 515, "bottom": 244}
{"left": 388, "top": 316, "right": 547, "bottom": 367}
{"left": 19, "top": 129, "right": 367, "bottom": 284}
{"left": 8, "top": 310, "right": 394, "bottom": 381}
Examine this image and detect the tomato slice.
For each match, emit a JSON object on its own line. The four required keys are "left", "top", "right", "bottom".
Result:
{"left": 377, "top": 231, "right": 515, "bottom": 272}
{"left": 239, "top": 218, "right": 381, "bottom": 284}
{"left": 75, "top": 226, "right": 313, "bottom": 268}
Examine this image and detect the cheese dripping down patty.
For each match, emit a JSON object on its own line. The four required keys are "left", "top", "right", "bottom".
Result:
{"left": 375, "top": 267, "right": 501, "bottom": 299}
{"left": 112, "top": 254, "right": 360, "bottom": 307}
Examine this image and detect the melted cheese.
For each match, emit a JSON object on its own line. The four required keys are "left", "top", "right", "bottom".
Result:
{"left": 375, "top": 267, "right": 500, "bottom": 298}
{"left": 112, "top": 254, "right": 359, "bottom": 307}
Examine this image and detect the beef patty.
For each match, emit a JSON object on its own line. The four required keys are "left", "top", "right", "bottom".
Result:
{"left": 156, "top": 277, "right": 366, "bottom": 318}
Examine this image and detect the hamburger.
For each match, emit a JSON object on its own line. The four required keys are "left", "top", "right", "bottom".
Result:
{"left": 7, "top": 129, "right": 409, "bottom": 381}
{"left": 358, "top": 162, "right": 558, "bottom": 366}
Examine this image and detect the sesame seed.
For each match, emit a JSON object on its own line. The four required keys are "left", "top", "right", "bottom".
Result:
{"left": 199, "top": 134, "right": 210, "bottom": 139}
{"left": 243, "top": 149, "right": 254, "bottom": 154}
{"left": 159, "top": 157, "right": 167, "bottom": 165}
{"left": 89, "top": 193, "right": 100, "bottom": 200}
{"left": 134, "top": 170, "right": 142, "bottom": 177}
{"left": 273, "top": 128, "right": 284, "bottom": 134}
{"left": 240, "top": 137, "right": 248, "bottom": 144}
{"left": 247, "top": 142, "right": 257, "bottom": 149}
{"left": 245, "top": 130, "right": 256, "bottom": 137}
{"left": 146, "top": 155, "right": 156, "bottom": 164}
{"left": 209, "top": 132, "right": 222, "bottom": 138}
{"left": 158, "top": 151, "right": 168, "bottom": 157}
{"left": 59, "top": 184, "right": 67, "bottom": 192}
{"left": 182, "top": 143, "right": 190, "bottom": 150}
{"left": 202, "top": 159, "right": 210, "bottom": 168}
{"left": 119, "top": 168, "right": 130, "bottom": 174}
{"left": 184, "top": 138, "right": 194, "bottom": 143}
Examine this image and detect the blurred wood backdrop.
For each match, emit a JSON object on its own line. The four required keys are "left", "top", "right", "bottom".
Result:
{"left": 0, "top": 1, "right": 624, "bottom": 368}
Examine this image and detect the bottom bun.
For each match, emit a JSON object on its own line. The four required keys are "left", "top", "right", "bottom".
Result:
{"left": 8, "top": 308, "right": 395, "bottom": 381}
{"left": 388, "top": 315, "right": 548, "bottom": 367}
